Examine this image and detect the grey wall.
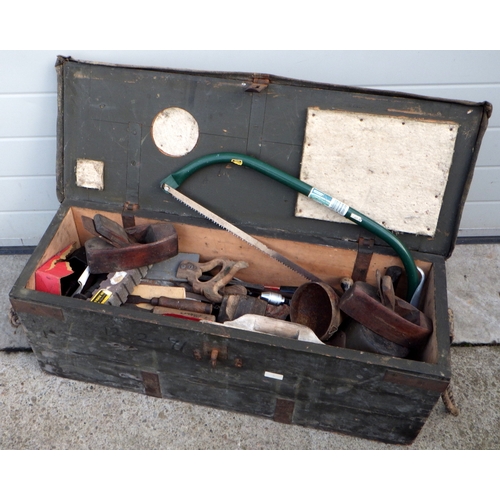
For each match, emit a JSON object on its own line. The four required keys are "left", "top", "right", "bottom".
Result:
{"left": 1, "top": 50, "right": 498, "bottom": 246}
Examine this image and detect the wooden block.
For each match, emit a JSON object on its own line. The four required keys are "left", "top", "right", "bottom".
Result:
{"left": 132, "top": 284, "right": 186, "bottom": 299}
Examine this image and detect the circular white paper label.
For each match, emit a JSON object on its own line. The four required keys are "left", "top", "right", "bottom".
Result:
{"left": 152, "top": 107, "right": 199, "bottom": 157}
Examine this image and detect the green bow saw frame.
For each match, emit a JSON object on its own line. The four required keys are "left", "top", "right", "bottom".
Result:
{"left": 161, "top": 153, "right": 423, "bottom": 303}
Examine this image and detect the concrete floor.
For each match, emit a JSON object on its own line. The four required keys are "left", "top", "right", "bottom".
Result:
{"left": 1, "top": 245, "right": 499, "bottom": 449}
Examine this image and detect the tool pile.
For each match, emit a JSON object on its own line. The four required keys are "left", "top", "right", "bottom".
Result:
{"left": 34, "top": 213, "right": 433, "bottom": 360}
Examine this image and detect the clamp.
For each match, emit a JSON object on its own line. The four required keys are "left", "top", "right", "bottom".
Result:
{"left": 176, "top": 258, "right": 249, "bottom": 303}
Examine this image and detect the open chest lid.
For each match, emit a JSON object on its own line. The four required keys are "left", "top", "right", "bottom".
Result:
{"left": 56, "top": 56, "right": 491, "bottom": 258}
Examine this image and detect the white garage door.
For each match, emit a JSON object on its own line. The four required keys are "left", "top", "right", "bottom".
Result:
{"left": 0, "top": 50, "right": 498, "bottom": 246}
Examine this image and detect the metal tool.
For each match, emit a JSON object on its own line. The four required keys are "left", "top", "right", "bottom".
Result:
{"left": 260, "top": 291, "right": 288, "bottom": 305}
{"left": 224, "top": 278, "right": 297, "bottom": 299}
{"left": 340, "top": 277, "right": 354, "bottom": 293}
{"left": 163, "top": 185, "right": 321, "bottom": 283}
{"left": 89, "top": 266, "right": 150, "bottom": 306}
{"left": 339, "top": 281, "right": 432, "bottom": 348}
{"left": 71, "top": 266, "right": 91, "bottom": 297}
{"left": 341, "top": 319, "right": 410, "bottom": 358}
{"left": 82, "top": 216, "right": 123, "bottom": 248}
{"left": 338, "top": 267, "right": 411, "bottom": 358}
{"left": 85, "top": 221, "right": 178, "bottom": 274}
{"left": 289, "top": 281, "right": 342, "bottom": 342}
{"left": 176, "top": 258, "right": 249, "bottom": 303}
{"left": 381, "top": 274, "right": 396, "bottom": 311}
{"left": 142, "top": 253, "right": 200, "bottom": 286}
{"left": 384, "top": 266, "right": 403, "bottom": 289}
{"left": 264, "top": 302, "right": 290, "bottom": 321}
{"left": 126, "top": 295, "right": 213, "bottom": 315}
{"left": 160, "top": 152, "right": 421, "bottom": 301}
{"left": 410, "top": 267, "right": 426, "bottom": 308}
{"left": 151, "top": 307, "right": 216, "bottom": 322}
{"left": 93, "top": 214, "right": 135, "bottom": 247}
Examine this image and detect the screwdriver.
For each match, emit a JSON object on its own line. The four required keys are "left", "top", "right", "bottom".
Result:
{"left": 126, "top": 295, "right": 213, "bottom": 315}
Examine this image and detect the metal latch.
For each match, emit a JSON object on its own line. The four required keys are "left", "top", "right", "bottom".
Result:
{"left": 244, "top": 76, "right": 270, "bottom": 93}
{"left": 122, "top": 201, "right": 139, "bottom": 229}
{"left": 204, "top": 343, "right": 228, "bottom": 368}
{"left": 193, "top": 343, "right": 234, "bottom": 368}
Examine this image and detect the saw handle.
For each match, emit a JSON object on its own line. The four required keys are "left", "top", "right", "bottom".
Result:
{"left": 160, "top": 152, "right": 421, "bottom": 301}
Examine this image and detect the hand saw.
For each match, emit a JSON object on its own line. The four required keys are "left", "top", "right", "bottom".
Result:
{"left": 162, "top": 184, "right": 321, "bottom": 282}
{"left": 160, "top": 152, "right": 421, "bottom": 301}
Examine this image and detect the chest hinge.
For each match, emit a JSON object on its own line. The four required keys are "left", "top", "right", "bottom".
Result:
{"left": 244, "top": 75, "right": 270, "bottom": 93}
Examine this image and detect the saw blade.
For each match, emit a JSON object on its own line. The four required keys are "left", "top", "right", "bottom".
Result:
{"left": 164, "top": 185, "right": 320, "bottom": 282}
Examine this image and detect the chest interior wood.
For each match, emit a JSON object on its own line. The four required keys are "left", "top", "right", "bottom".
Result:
{"left": 21, "top": 203, "right": 439, "bottom": 364}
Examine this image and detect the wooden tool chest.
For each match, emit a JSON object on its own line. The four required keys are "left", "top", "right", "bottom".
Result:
{"left": 9, "top": 56, "right": 491, "bottom": 444}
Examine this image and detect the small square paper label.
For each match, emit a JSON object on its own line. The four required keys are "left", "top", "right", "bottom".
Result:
{"left": 75, "top": 159, "right": 104, "bottom": 190}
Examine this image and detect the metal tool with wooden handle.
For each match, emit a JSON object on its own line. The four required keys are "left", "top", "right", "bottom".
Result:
{"left": 126, "top": 295, "right": 213, "bottom": 315}
{"left": 161, "top": 152, "right": 421, "bottom": 301}
{"left": 163, "top": 185, "right": 321, "bottom": 283}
